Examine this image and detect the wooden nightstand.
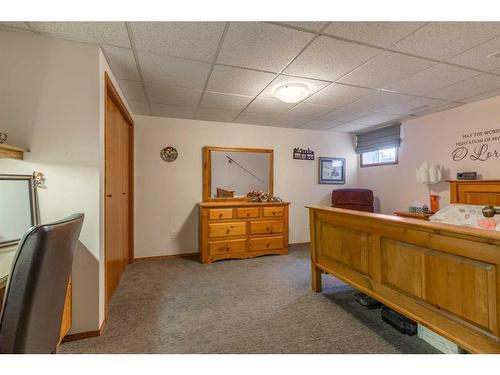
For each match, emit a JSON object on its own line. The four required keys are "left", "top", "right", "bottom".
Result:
{"left": 394, "top": 211, "right": 434, "bottom": 221}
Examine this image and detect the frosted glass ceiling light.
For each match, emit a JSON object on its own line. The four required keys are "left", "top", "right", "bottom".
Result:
{"left": 274, "top": 83, "right": 310, "bottom": 103}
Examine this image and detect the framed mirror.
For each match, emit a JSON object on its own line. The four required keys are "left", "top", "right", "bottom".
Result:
{"left": 203, "top": 146, "right": 274, "bottom": 202}
{"left": 0, "top": 174, "right": 39, "bottom": 248}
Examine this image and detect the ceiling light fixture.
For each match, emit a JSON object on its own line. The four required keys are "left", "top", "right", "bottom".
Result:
{"left": 274, "top": 83, "right": 310, "bottom": 103}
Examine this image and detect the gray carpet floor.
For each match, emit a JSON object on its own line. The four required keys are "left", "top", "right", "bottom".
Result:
{"left": 60, "top": 246, "right": 438, "bottom": 354}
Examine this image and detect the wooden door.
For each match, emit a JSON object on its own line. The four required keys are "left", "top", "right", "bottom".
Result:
{"left": 104, "top": 74, "right": 133, "bottom": 310}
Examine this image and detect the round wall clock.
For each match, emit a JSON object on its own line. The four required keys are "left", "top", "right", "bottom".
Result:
{"left": 160, "top": 146, "right": 178, "bottom": 162}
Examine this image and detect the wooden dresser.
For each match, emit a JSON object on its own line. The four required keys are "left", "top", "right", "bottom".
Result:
{"left": 199, "top": 201, "right": 290, "bottom": 264}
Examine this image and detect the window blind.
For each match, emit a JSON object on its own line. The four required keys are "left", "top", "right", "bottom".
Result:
{"left": 355, "top": 124, "right": 401, "bottom": 154}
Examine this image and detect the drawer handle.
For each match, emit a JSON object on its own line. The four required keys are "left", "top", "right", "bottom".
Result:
{"left": 226, "top": 229, "right": 230, "bottom": 234}
{"left": 266, "top": 227, "right": 271, "bottom": 232}
{"left": 266, "top": 243, "right": 270, "bottom": 248}
{"left": 272, "top": 212, "right": 276, "bottom": 215}
{"left": 219, "top": 213, "right": 223, "bottom": 218}
{"left": 225, "top": 247, "right": 230, "bottom": 252}
{"left": 246, "top": 213, "right": 250, "bottom": 216}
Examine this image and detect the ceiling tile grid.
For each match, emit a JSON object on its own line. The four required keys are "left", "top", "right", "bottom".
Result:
{"left": 284, "top": 36, "right": 383, "bottom": 81}
{"left": 5, "top": 21, "right": 500, "bottom": 133}
{"left": 323, "top": 22, "right": 426, "bottom": 48}
{"left": 29, "top": 21, "right": 131, "bottom": 47}
{"left": 216, "top": 22, "right": 315, "bottom": 72}
{"left": 130, "top": 22, "right": 226, "bottom": 61}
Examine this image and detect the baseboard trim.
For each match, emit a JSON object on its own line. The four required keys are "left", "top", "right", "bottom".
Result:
{"left": 133, "top": 252, "right": 199, "bottom": 262}
{"left": 62, "top": 319, "right": 106, "bottom": 343}
{"left": 289, "top": 242, "right": 310, "bottom": 247}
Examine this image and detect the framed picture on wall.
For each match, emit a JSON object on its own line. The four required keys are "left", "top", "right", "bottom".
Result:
{"left": 318, "top": 157, "right": 346, "bottom": 184}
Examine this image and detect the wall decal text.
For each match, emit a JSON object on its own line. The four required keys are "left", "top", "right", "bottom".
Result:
{"left": 452, "top": 128, "right": 500, "bottom": 162}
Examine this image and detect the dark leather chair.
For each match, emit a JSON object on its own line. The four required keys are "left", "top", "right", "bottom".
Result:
{"left": 331, "top": 188, "right": 374, "bottom": 212}
{"left": 0, "top": 213, "right": 84, "bottom": 354}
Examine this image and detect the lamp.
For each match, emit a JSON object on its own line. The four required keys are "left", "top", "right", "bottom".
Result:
{"left": 416, "top": 161, "right": 442, "bottom": 213}
{"left": 274, "top": 83, "right": 310, "bottom": 103}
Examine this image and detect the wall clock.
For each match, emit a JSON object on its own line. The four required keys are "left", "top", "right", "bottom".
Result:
{"left": 160, "top": 146, "right": 178, "bottom": 162}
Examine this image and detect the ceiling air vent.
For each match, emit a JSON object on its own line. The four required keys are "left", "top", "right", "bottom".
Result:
{"left": 411, "top": 105, "right": 430, "bottom": 111}
{"left": 487, "top": 50, "right": 500, "bottom": 59}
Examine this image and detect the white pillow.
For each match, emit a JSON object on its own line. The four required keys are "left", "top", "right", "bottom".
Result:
{"left": 429, "top": 204, "right": 500, "bottom": 231}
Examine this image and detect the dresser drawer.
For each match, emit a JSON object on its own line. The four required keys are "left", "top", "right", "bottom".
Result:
{"left": 262, "top": 206, "right": 284, "bottom": 218}
{"left": 250, "top": 220, "right": 284, "bottom": 235}
{"left": 209, "top": 222, "right": 247, "bottom": 238}
{"left": 209, "top": 208, "right": 233, "bottom": 220}
{"left": 209, "top": 239, "right": 247, "bottom": 255}
{"left": 249, "top": 236, "right": 283, "bottom": 251}
{"left": 236, "top": 207, "right": 260, "bottom": 219}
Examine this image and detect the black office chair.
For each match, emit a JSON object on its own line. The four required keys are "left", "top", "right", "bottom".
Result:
{"left": 0, "top": 213, "right": 84, "bottom": 354}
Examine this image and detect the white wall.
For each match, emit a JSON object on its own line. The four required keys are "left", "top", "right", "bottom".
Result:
{"left": 0, "top": 30, "right": 131, "bottom": 334}
{"left": 0, "top": 30, "right": 101, "bottom": 333}
{"left": 134, "top": 116, "right": 359, "bottom": 258}
{"left": 358, "top": 95, "right": 500, "bottom": 214}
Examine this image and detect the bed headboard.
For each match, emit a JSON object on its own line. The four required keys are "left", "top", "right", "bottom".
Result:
{"left": 448, "top": 180, "right": 500, "bottom": 205}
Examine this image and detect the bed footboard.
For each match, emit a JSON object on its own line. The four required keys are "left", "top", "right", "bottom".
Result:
{"left": 307, "top": 205, "right": 500, "bottom": 354}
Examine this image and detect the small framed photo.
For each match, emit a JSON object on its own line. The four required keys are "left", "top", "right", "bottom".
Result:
{"left": 319, "top": 157, "right": 346, "bottom": 184}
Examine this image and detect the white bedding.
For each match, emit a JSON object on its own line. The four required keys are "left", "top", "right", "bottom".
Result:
{"left": 429, "top": 204, "right": 500, "bottom": 231}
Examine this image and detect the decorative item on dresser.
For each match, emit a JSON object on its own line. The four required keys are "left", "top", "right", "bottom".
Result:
{"left": 199, "top": 146, "right": 290, "bottom": 263}
{"left": 199, "top": 201, "right": 290, "bottom": 264}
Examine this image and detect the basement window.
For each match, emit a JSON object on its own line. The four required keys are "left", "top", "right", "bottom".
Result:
{"left": 360, "top": 147, "right": 398, "bottom": 167}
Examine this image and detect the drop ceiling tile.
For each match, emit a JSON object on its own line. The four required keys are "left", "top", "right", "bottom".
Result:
{"left": 146, "top": 83, "right": 202, "bottom": 107}
{"left": 259, "top": 75, "right": 329, "bottom": 99}
{"left": 151, "top": 103, "right": 196, "bottom": 119}
{"left": 300, "top": 119, "right": 342, "bottom": 130}
{"left": 195, "top": 108, "right": 240, "bottom": 122}
{"left": 324, "top": 22, "right": 425, "bottom": 48}
{"left": 284, "top": 36, "right": 382, "bottom": 81}
{"left": 446, "top": 36, "right": 500, "bottom": 72}
{"left": 285, "top": 103, "right": 333, "bottom": 119}
{"left": 29, "top": 22, "right": 130, "bottom": 47}
{"left": 461, "top": 88, "right": 500, "bottom": 103}
{"left": 235, "top": 112, "right": 277, "bottom": 126}
{"left": 277, "top": 22, "right": 328, "bottom": 32}
{"left": 378, "top": 96, "right": 450, "bottom": 115}
{"left": 130, "top": 22, "right": 225, "bottom": 61}
{"left": 245, "top": 97, "right": 295, "bottom": 116}
{"left": 117, "top": 80, "right": 147, "bottom": 102}
{"left": 128, "top": 101, "right": 150, "bottom": 116}
{"left": 138, "top": 51, "right": 211, "bottom": 89}
{"left": 102, "top": 46, "right": 140, "bottom": 81}
{"left": 305, "top": 83, "right": 374, "bottom": 108}
{"left": 338, "top": 51, "right": 435, "bottom": 88}
{"left": 429, "top": 73, "right": 500, "bottom": 101}
{"left": 412, "top": 102, "right": 464, "bottom": 116}
{"left": 392, "top": 22, "right": 500, "bottom": 61}
{"left": 200, "top": 91, "right": 253, "bottom": 111}
{"left": 320, "top": 106, "right": 370, "bottom": 123}
{"left": 329, "top": 123, "right": 373, "bottom": 133}
{"left": 351, "top": 112, "right": 406, "bottom": 126}
{"left": 385, "top": 64, "right": 480, "bottom": 95}
{"left": 217, "top": 22, "right": 314, "bottom": 72}
{"left": 0, "top": 22, "right": 31, "bottom": 31}
{"left": 268, "top": 115, "right": 309, "bottom": 128}
{"left": 345, "top": 91, "right": 416, "bottom": 112}
{"left": 207, "top": 65, "right": 275, "bottom": 96}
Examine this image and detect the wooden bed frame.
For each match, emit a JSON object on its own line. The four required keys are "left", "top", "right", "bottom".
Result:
{"left": 307, "top": 180, "right": 500, "bottom": 354}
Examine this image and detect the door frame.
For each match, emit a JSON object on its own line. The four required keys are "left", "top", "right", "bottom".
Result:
{"left": 104, "top": 72, "right": 134, "bottom": 318}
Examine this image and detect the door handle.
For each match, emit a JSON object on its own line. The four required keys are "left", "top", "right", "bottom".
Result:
{"left": 106, "top": 194, "right": 112, "bottom": 198}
